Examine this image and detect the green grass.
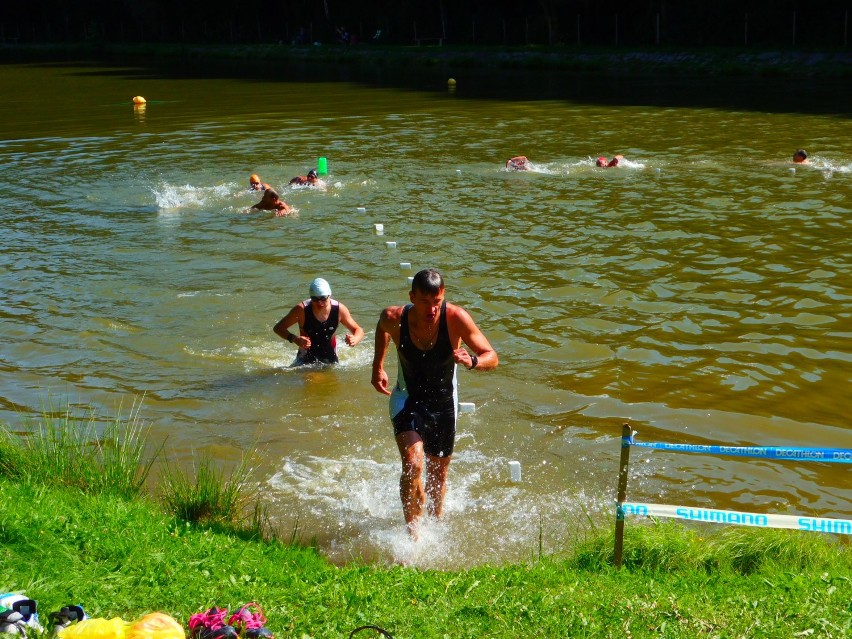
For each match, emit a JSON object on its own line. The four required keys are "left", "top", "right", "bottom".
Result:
{"left": 158, "top": 452, "right": 258, "bottom": 528}
{"left": 1, "top": 409, "right": 851, "bottom": 638}
{"left": 0, "top": 398, "right": 153, "bottom": 499}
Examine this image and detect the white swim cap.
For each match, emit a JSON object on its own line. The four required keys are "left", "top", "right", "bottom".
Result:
{"left": 309, "top": 277, "right": 332, "bottom": 297}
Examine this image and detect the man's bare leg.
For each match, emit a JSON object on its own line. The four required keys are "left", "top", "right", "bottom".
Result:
{"left": 425, "top": 454, "right": 451, "bottom": 519}
{"left": 396, "top": 431, "right": 426, "bottom": 539}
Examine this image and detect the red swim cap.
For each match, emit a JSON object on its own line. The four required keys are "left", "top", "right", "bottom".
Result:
{"left": 595, "top": 157, "right": 608, "bottom": 167}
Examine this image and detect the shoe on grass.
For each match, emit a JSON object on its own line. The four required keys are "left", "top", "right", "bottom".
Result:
{"left": 0, "top": 609, "right": 27, "bottom": 636}
{"left": 188, "top": 607, "right": 238, "bottom": 639}
{"left": 0, "top": 599, "right": 43, "bottom": 636}
{"left": 49, "top": 605, "right": 88, "bottom": 636}
{"left": 227, "top": 603, "right": 273, "bottom": 639}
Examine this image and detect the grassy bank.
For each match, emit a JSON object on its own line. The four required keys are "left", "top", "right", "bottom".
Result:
{"left": 1, "top": 411, "right": 851, "bottom": 638}
{"left": 1, "top": 41, "right": 850, "bottom": 79}
{"left": 3, "top": 478, "right": 851, "bottom": 638}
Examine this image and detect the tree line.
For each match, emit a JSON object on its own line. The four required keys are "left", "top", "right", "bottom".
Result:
{"left": 0, "top": 0, "right": 848, "bottom": 48}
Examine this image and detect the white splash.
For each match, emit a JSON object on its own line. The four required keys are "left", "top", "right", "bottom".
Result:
{"left": 153, "top": 182, "right": 235, "bottom": 209}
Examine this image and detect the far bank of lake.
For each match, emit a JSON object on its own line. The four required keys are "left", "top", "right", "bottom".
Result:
{"left": 2, "top": 41, "right": 851, "bottom": 80}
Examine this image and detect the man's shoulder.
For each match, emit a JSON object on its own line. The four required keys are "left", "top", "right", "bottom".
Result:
{"left": 445, "top": 302, "right": 474, "bottom": 324}
{"left": 380, "top": 305, "right": 405, "bottom": 320}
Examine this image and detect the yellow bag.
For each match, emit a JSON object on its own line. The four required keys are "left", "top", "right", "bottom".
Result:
{"left": 126, "top": 613, "right": 185, "bottom": 639}
{"left": 58, "top": 618, "right": 129, "bottom": 639}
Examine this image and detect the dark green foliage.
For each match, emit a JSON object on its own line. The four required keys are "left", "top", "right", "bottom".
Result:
{"left": 0, "top": 2, "right": 848, "bottom": 48}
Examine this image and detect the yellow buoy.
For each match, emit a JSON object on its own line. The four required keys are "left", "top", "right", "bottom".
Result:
{"left": 132, "top": 96, "right": 146, "bottom": 105}
{"left": 447, "top": 78, "right": 456, "bottom": 87}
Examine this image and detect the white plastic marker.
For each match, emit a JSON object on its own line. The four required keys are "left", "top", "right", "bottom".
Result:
{"left": 374, "top": 223, "right": 384, "bottom": 233}
{"left": 357, "top": 207, "right": 366, "bottom": 213}
{"left": 407, "top": 276, "right": 414, "bottom": 283}
{"left": 789, "top": 167, "right": 796, "bottom": 175}
{"left": 400, "top": 262, "right": 412, "bottom": 270}
{"left": 386, "top": 241, "right": 397, "bottom": 248}
{"left": 509, "top": 461, "right": 522, "bottom": 483}
{"left": 458, "top": 402, "right": 475, "bottom": 414}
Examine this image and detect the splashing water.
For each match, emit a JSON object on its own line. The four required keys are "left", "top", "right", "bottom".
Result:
{"left": 267, "top": 443, "right": 617, "bottom": 569}
{"left": 153, "top": 182, "right": 236, "bottom": 209}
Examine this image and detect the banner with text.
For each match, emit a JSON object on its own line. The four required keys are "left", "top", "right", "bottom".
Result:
{"left": 621, "top": 502, "right": 852, "bottom": 535}
{"left": 628, "top": 441, "right": 852, "bottom": 464}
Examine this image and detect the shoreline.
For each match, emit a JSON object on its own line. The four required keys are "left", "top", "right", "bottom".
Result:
{"left": 2, "top": 42, "right": 851, "bottom": 79}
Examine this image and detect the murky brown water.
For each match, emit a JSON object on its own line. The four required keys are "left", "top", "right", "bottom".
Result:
{"left": 0, "top": 61, "right": 849, "bottom": 567}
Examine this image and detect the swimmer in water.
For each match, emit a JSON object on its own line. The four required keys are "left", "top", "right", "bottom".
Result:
{"left": 250, "top": 188, "right": 292, "bottom": 217}
{"left": 793, "top": 149, "right": 809, "bottom": 164}
{"left": 506, "top": 156, "right": 531, "bottom": 171}
{"left": 273, "top": 277, "right": 364, "bottom": 365}
{"left": 249, "top": 174, "right": 272, "bottom": 191}
{"left": 596, "top": 154, "right": 624, "bottom": 168}
{"left": 289, "top": 169, "right": 320, "bottom": 186}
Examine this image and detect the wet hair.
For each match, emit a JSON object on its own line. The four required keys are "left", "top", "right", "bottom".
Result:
{"left": 794, "top": 149, "right": 808, "bottom": 161}
{"left": 308, "top": 169, "right": 318, "bottom": 179}
{"left": 265, "top": 189, "right": 279, "bottom": 200}
{"left": 411, "top": 268, "right": 444, "bottom": 294}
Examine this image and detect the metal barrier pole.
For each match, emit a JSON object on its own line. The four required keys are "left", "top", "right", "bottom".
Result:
{"left": 614, "top": 423, "right": 634, "bottom": 568}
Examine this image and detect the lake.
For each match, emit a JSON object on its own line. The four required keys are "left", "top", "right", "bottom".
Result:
{"left": 0, "top": 59, "right": 849, "bottom": 568}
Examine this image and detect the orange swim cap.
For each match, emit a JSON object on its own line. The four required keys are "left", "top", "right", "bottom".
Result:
{"left": 250, "top": 174, "right": 261, "bottom": 183}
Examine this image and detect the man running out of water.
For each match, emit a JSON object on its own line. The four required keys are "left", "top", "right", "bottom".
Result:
{"left": 273, "top": 277, "right": 364, "bottom": 365}
{"left": 371, "top": 268, "right": 498, "bottom": 539}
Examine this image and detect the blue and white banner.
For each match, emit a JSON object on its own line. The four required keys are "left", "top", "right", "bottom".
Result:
{"left": 621, "top": 502, "right": 852, "bottom": 535}
{"left": 628, "top": 440, "right": 852, "bottom": 464}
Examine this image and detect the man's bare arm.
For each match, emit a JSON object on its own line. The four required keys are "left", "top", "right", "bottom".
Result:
{"left": 371, "top": 309, "right": 395, "bottom": 395}
{"left": 450, "top": 305, "right": 498, "bottom": 371}
{"left": 339, "top": 303, "right": 365, "bottom": 347}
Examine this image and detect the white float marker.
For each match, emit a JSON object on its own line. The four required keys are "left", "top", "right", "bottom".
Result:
{"left": 374, "top": 223, "right": 384, "bottom": 234}
{"left": 458, "top": 402, "right": 475, "bottom": 414}
{"left": 789, "top": 167, "right": 796, "bottom": 175}
{"left": 400, "top": 262, "right": 411, "bottom": 270}
{"left": 407, "top": 276, "right": 414, "bottom": 283}
{"left": 357, "top": 207, "right": 366, "bottom": 213}
{"left": 509, "top": 460, "right": 522, "bottom": 483}
{"left": 386, "top": 241, "right": 397, "bottom": 248}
